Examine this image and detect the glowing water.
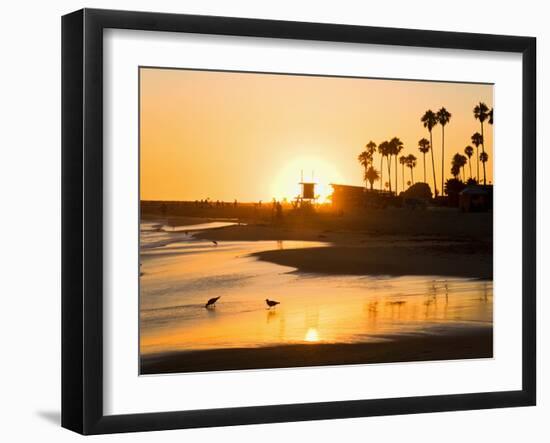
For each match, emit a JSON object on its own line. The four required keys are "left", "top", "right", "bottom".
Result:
{"left": 139, "top": 222, "right": 492, "bottom": 355}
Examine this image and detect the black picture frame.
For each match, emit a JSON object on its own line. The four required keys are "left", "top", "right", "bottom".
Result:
{"left": 62, "top": 8, "right": 536, "bottom": 435}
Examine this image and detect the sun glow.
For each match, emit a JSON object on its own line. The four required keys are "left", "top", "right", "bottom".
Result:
{"left": 304, "top": 327, "right": 320, "bottom": 342}
{"left": 270, "top": 156, "right": 344, "bottom": 203}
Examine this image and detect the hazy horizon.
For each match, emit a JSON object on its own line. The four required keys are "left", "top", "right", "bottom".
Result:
{"left": 140, "top": 67, "right": 493, "bottom": 202}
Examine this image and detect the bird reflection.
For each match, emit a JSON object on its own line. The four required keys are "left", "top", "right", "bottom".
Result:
{"left": 266, "top": 309, "right": 278, "bottom": 324}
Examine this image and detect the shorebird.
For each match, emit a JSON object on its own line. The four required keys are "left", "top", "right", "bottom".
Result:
{"left": 212, "top": 240, "right": 218, "bottom": 246}
{"left": 205, "top": 296, "right": 221, "bottom": 308}
{"left": 265, "top": 299, "right": 280, "bottom": 309}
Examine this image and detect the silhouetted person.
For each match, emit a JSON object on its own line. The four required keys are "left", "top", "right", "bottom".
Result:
{"left": 276, "top": 202, "right": 283, "bottom": 220}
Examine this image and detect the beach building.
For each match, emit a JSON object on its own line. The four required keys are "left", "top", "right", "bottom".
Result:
{"left": 330, "top": 184, "right": 398, "bottom": 211}
{"left": 459, "top": 185, "right": 493, "bottom": 212}
{"left": 330, "top": 184, "right": 366, "bottom": 211}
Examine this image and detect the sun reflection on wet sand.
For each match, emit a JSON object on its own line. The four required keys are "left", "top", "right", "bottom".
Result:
{"left": 304, "top": 328, "right": 320, "bottom": 342}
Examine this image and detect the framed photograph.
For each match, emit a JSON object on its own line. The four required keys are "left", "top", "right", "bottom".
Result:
{"left": 62, "top": 8, "right": 536, "bottom": 434}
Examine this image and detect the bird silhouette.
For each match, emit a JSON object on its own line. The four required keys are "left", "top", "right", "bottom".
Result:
{"left": 212, "top": 240, "right": 218, "bottom": 246}
{"left": 265, "top": 299, "right": 280, "bottom": 308}
{"left": 205, "top": 296, "right": 221, "bottom": 308}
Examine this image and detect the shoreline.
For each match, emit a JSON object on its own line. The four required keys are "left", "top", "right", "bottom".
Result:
{"left": 188, "top": 223, "right": 491, "bottom": 280}
{"left": 141, "top": 327, "right": 493, "bottom": 374}
{"left": 141, "top": 215, "right": 492, "bottom": 280}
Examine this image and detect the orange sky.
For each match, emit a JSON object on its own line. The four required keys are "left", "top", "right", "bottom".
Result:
{"left": 140, "top": 67, "right": 493, "bottom": 202}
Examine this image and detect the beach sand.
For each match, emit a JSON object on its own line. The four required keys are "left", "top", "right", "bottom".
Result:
{"left": 252, "top": 244, "right": 491, "bottom": 279}
{"left": 141, "top": 327, "right": 492, "bottom": 374}
{"left": 140, "top": 210, "right": 492, "bottom": 373}
{"left": 190, "top": 222, "right": 492, "bottom": 280}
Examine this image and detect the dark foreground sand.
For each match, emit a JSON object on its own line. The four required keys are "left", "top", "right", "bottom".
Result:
{"left": 141, "top": 328, "right": 492, "bottom": 374}
{"left": 252, "top": 244, "right": 492, "bottom": 279}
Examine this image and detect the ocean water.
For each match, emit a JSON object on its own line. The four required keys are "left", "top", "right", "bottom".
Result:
{"left": 139, "top": 222, "right": 492, "bottom": 356}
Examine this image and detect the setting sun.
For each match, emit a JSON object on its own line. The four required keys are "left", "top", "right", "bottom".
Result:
{"left": 270, "top": 156, "right": 343, "bottom": 203}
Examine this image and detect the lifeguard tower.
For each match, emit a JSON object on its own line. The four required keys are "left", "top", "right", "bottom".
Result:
{"left": 297, "top": 170, "right": 317, "bottom": 207}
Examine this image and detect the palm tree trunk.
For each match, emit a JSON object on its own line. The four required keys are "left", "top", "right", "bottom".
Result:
{"left": 480, "top": 123, "right": 486, "bottom": 185}
{"left": 402, "top": 165, "right": 405, "bottom": 191}
{"left": 476, "top": 146, "right": 479, "bottom": 182}
{"left": 468, "top": 158, "right": 472, "bottom": 179}
{"left": 480, "top": 123, "right": 485, "bottom": 153}
{"left": 441, "top": 125, "right": 445, "bottom": 198}
{"left": 395, "top": 156, "right": 398, "bottom": 195}
{"left": 423, "top": 153, "right": 426, "bottom": 183}
{"left": 387, "top": 157, "right": 392, "bottom": 193}
{"left": 380, "top": 157, "right": 384, "bottom": 191}
{"left": 429, "top": 132, "right": 437, "bottom": 196}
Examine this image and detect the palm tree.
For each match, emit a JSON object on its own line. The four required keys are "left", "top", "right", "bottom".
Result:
{"left": 399, "top": 155, "right": 407, "bottom": 191}
{"left": 451, "top": 152, "right": 460, "bottom": 178}
{"left": 406, "top": 154, "right": 417, "bottom": 184}
{"left": 364, "top": 166, "right": 380, "bottom": 190}
{"left": 358, "top": 150, "right": 371, "bottom": 188}
{"left": 451, "top": 153, "right": 467, "bottom": 181}
{"left": 358, "top": 142, "right": 378, "bottom": 189}
{"left": 386, "top": 143, "right": 393, "bottom": 193}
{"left": 378, "top": 141, "right": 387, "bottom": 191}
{"left": 418, "top": 138, "right": 430, "bottom": 184}
{"left": 464, "top": 146, "right": 474, "bottom": 180}
{"left": 437, "top": 107, "right": 452, "bottom": 196}
{"left": 474, "top": 102, "right": 489, "bottom": 182}
{"left": 379, "top": 141, "right": 392, "bottom": 193}
{"left": 458, "top": 154, "right": 467, "bottom": 181}
{"left": 488, "top": 108, "right": 494, "bottom": 125}
{"left": 390, "top": 137, "right": 404, "bottom": 194}
{"left": 451, "top": 163, "right": 461, "bottom": 179}
{"left": 366, "top": 140, "right": 377, "bottom": 156}
{"left": 471, "top": 132, "right": 483, "bottom": 182}
{"left": 480, "top": 152, "right": 489, "bottom": 186}
{"left": 421, "top": 110, "right": 439, "bottom": 196}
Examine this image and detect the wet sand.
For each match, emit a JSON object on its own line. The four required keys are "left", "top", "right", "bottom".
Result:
{"left": 252, "top": 245, "right": 491, "bottom": 279}
{"left": 140, "top": 213, "right": 493, "bottom": 374}
{"left": 191, "top": 223, "right": 492, "bottom": 280}
{"left": 141, "top": 327, "right": 492, "bottom": 374}
{"left": 143, "top": 205, "right": 492, "bottom": 240}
